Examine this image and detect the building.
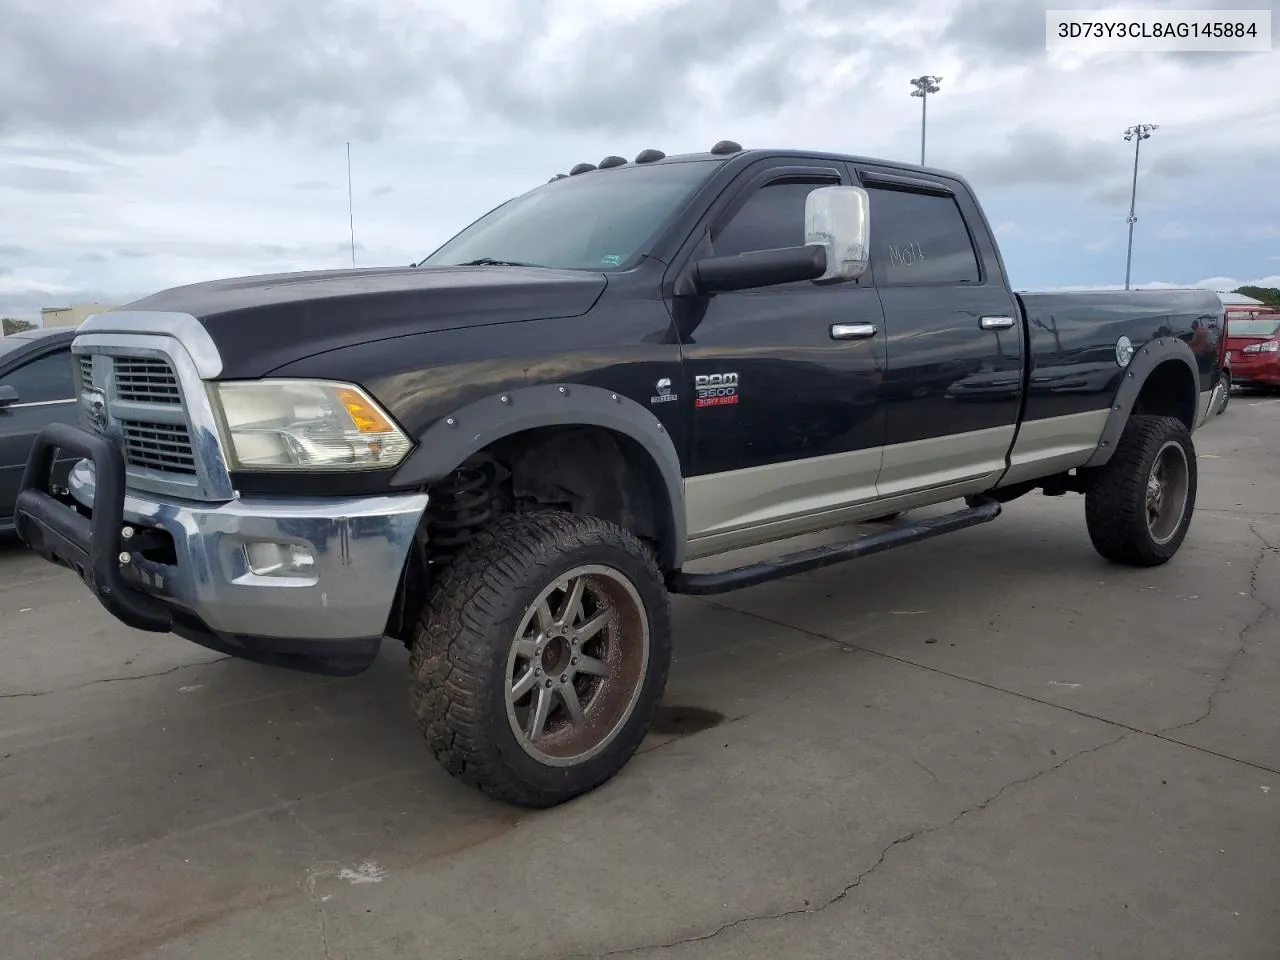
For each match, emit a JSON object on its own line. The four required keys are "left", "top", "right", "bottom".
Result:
{"left": 1218, "top": 291, "right": 1265, "bottom": 307}
{"left": 1216, "top": 291, "right": 1278, "bottom": 323}
{"left": 39, "top": 302, "right": 118, "bottom": 328}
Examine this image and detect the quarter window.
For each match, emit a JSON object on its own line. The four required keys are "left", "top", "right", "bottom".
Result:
{"left": 868, "top": 188, "right": 980, "bottom": 285}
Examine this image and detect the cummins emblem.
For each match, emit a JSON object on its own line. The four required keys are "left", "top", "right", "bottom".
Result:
{"left": 650, "top": 377, "right": 677, "bottom": 405}
{"left": 694, "top": 372, "right": 739, "bottom": 408}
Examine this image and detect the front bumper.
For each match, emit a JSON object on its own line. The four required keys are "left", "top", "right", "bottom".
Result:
{"left": 14, "top": 422, "right": 428, "bottom": 675}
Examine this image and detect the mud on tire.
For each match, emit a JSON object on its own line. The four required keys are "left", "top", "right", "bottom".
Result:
{"left": 1084, "top": 414, "right": 1197, "bottom": 567}
{"left": 408, "top": 510, "right": 672, "bottom": 808}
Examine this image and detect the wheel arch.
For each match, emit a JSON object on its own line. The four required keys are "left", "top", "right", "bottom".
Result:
{"left": 1084, "top": 337, "right": 1201, "bottom": 469}
{"left": 390, "top": 383, "right": 687, "bottom": 569}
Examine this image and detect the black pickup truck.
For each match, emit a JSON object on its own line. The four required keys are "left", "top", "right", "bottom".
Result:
{"left": 15, "top": 141, "right": 1227, "bottom": 808}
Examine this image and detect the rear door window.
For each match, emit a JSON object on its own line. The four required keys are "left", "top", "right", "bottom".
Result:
{"left": 867, "top": 188, "right": 980, "bottom": 286}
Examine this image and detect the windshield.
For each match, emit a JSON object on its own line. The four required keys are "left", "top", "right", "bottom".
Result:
{"left": 421, "top": 160, "right": 718, "bottom": 271}
{"left": 1229, "top": 319, "right": 1280, "bottom": 336}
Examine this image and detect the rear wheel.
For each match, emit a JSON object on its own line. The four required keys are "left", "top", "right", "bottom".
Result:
{"left": 1217, "top": 370, "right": 1231, "bottom": 413}
{"left": 1084, "top": 415, "right": 1196, "bottom": 567}
{"left": 409, "top": 511, "right": 672, "bottom": 808}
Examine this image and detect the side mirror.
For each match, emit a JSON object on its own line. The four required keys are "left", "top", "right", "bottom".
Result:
{"left": 805, "top": 185, "right": 870, "bottom": 284}
{"left": 689, "top": 245, "right": 827, "bottom": 295}
{"left": 0, "top": 384, "right": 18, "bottom": 408}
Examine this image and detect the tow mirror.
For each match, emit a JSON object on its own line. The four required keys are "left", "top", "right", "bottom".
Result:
{"left": 804, "top": 185, "right": 870, "bottom": 284}
{"left": 688, "top": 245, "right": 827, "bottom": 295}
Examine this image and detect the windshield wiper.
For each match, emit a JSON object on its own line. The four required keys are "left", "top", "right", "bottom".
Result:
{"left": 456, "top": 257, "right": 541, "bottom": 267}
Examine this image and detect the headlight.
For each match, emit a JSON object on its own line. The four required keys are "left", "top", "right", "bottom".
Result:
{"left": 208, "top": 379, "right": 413, "bottom": 471}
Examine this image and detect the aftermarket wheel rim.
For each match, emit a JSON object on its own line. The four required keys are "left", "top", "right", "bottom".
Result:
{"left": 1146, "top": 440, "right": 1190, "bottom": 545}
{"left": 504, "top": 564, "right": 650, "bottom": 767}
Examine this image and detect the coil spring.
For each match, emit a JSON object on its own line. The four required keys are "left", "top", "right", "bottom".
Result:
{"left": 427, "top": 462, "right": 496, "bottom": 555}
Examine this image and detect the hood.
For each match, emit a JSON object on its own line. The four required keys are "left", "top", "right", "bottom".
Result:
{"left": 121, "top": 264, "right": 607, "bottom": 378}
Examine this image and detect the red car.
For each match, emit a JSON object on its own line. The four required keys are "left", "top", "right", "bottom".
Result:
{"left": 1225, "top": 310, "right": 1280, "bottom": 391}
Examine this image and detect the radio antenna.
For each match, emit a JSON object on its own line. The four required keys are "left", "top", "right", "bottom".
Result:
{"left": 346, "top": 141, "right": 356, "bottom": 269}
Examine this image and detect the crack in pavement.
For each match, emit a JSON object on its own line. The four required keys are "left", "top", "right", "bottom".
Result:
{"left": 698, "top": 598, "right": 1280, "bottom": 778}
{"left": 0, "top": 657, "right": 231, "bottom": 699}
{"left": 1160, "top": 524, "right": 1275, "bottom": 736}
{"left": 564, "top": 732, "right": 1131, "bottom": 960}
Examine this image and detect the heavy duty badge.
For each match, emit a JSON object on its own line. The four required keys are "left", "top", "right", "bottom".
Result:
{"left": 694, "top": 372, "right": 738, "bottom": 408}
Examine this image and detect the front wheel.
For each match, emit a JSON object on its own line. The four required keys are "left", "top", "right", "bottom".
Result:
{"left": 1084, "top": 415, "right": 1197, "bottom": 567}
{"left": 409, "top": 511, "right": 672, "bottom": 808}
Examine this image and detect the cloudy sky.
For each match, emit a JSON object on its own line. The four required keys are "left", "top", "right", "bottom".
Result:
{"left": 1, "top": 0, "right": 1277, "bottom": 320}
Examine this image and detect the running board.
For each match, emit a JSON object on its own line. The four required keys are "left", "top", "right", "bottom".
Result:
{"left": 668, "top": 496, "right": 1002, "bottom": 596}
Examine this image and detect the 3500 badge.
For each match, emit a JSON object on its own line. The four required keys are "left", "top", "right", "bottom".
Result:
{"left": 694, "top": 372, "right": 738, "bottom": 408}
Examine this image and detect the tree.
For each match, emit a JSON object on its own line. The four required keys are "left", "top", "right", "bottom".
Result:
{"left": 1, "top": 317, "right": 36, "bottom": 336}
{"left": 1235, "top": 286, "right": 1280, "bottom": 308}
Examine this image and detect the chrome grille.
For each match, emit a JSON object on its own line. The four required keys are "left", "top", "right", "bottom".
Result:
{"left": 122, "top": 421, "right": 198, "bottom": 475}
{"left": 72, "top": 319, "right": 233, "bottom": 503}
{"left": 113, "top": 357, "right": 182, "bottom": 404}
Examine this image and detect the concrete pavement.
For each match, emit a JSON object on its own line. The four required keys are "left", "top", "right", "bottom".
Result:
{"left": 2, "top": 398, "right": 1278, "bottom": 959}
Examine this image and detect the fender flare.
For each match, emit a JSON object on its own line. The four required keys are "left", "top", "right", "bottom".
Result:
{"left": 390, "top": 383, "right": 687, "bottom": 567}
{"left": 1083, "top": 336, "right": 1201, "bottom": 469}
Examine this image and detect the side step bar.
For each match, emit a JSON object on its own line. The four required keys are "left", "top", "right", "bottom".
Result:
{"left": 668, "top": 496, "right": 1002, "bottom": 596}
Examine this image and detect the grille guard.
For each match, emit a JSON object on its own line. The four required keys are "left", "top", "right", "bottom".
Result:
{"left": 14, "top": 421, "right": 175, "bottom": 633}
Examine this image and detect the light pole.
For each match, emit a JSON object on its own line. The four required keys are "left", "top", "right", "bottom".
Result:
{"left": 909, "top": 75, "right": 942, "bottom": 165}
{"left": 1122, "top": 123, "right": 1158, "bottom": 290}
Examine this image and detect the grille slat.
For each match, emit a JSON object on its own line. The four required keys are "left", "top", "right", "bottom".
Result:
{"left": 122, "top": 420, "right": 198, "bottom": 475}
{"left": 79, "top": 352, "right": 201, "bottom": 482}
{"left": 113, "top": 357, "right": 181, "bottom": 404}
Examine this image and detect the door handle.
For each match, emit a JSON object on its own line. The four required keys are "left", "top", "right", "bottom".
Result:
{"left": 830, "top": 322, "right": 877, "bottom": 340}
{"left": 980, "top": 315, "right": 1015, "bottom": 331}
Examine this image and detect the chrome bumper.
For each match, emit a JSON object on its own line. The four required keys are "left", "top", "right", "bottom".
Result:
{"left": 69, "top": 460, "right": 428, "bottom": 642}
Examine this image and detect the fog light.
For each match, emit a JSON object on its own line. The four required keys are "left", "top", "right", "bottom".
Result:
{"left": 243, "top": 541, "right": 317, "bottom": 577}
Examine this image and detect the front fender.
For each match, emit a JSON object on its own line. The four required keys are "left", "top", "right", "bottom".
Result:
{"left": 390, "top": 383, "right": 687, "bottom": 567}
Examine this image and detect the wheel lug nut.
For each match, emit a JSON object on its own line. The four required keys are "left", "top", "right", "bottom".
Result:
{"left": 560, "top": 674, "right": 568, "bottom": 683}
{"left": 545, "top": 679, "right": 553, "bottom": 688}
{"left": 571, "top": 657, "right": 578, "bottom": 666}
{"left": 535, "top": 668, "right": 542, "bottom": 676}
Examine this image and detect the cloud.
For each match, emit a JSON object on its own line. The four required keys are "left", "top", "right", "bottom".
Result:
{"left": 1157, "top": 222, "right": 1191, "bottom": 240}
{"left": 0, "top": 0, "right": 901, "bottom": 148}
{"left": 1, "top": 0, "right": 1277, "bottom": 318}
{"left": 960, "top": 128, "right": 1119, "bottom": 188}
{"left": 0, "top": 162, "right": 104, "bottom": 195}
{"left": 1037, "top": 275, "right": 1280, "bottom": 293}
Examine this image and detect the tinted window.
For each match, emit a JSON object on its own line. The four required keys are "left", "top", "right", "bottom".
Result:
{"left": 1, "top": 350, "right": 76, "bottom": 404}
{"left": 868, "top": 188, "right": 980, "bottom": 285}
{"left": 713, "top": 181, "right": 831, "bottom": 257}
{"left": 423, "top": 160, "right": 717, "bottom": 271}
